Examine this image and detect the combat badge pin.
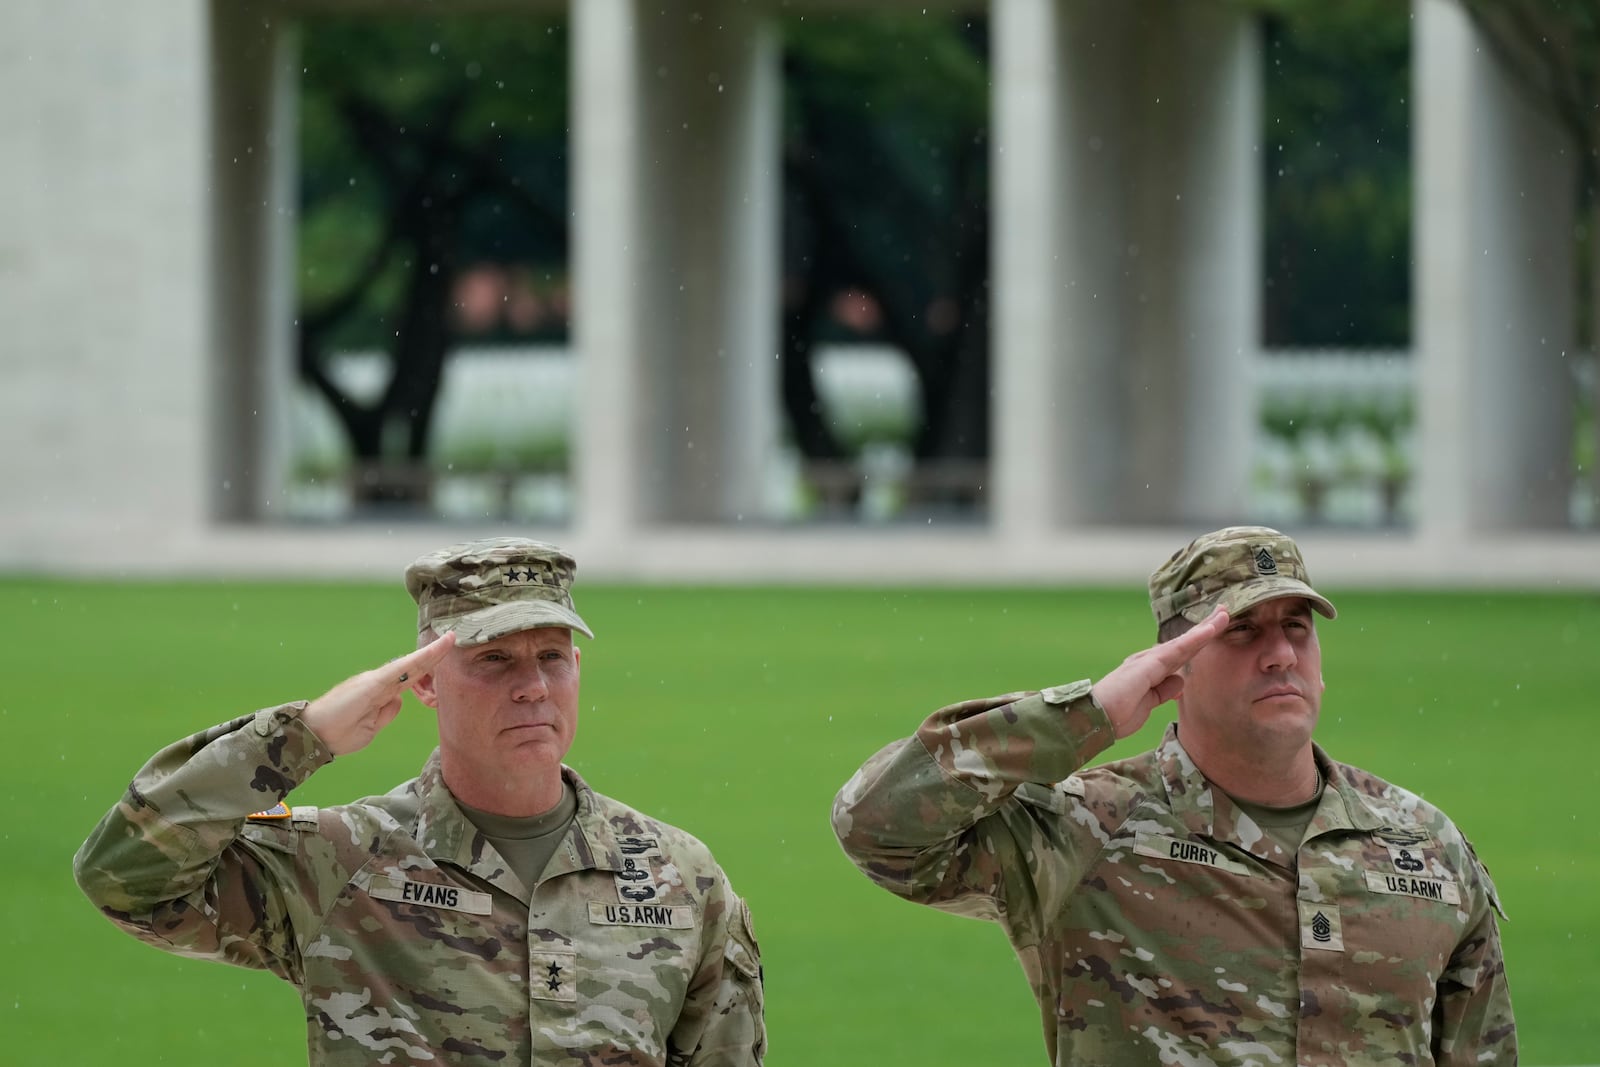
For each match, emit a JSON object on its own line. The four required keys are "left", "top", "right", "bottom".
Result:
{"left": 610, "top": 856, "right": 658, "bottom": 903}
{"left": 1386, "top": 845, "right": 1452, "bottom": 880}
{"left": 617, "top": 835, "right": 661, "bottom": 857}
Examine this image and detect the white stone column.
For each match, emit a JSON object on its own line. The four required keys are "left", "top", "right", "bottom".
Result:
{"left": 0, "top": 1, "right": 212, "bottom": 551}
{"left": 1054, "top": 0, "right": 1259, "bottom": 526}
{"left": 722, "top": 19, "right": 782, "bottom": 523}
{"left": 1413, "top": 0, "right": 1576, "bottom": 535}
{"left": 1166, "top": 6, "right": 1260, "bottom": 527}
{"left": 630, "top": 2, "right": 779, "bottom": 523}
{"left": 1053, "top": 2, "right": 1136, "bottom": 524}
{"left": 991, "top": 0, "right": 1066, "bottom": 539}
{"left": 209, "top": 1, "right": 298, "bottom": 522}
{"left": 572, "top": 0, "right": 645, "bottom": 546}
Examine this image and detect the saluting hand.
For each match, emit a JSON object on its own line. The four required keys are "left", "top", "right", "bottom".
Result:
{"left": 301, "top": 632, "right": 457, "bottom": 756}
{"left": 1091, "top": 608, "right": 1229, "bottom": 739}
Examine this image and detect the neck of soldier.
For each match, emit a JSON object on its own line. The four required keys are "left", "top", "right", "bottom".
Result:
{"left": 1178, "top": 727, "right": 1321, "bottom": 808}
{"left": 443, "top": 759, "right": 567, "bottom": 818}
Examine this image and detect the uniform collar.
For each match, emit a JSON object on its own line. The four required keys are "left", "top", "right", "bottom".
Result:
{"left": 413, "top": 752, "right": 634, "bottom": 899}
{"left": 1155, "top": 723, "right": 1388, "bottom": 862}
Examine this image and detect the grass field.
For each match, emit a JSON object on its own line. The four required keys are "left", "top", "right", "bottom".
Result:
{"left": 3, "top": 578, "right": 1595, "bottom": 1064}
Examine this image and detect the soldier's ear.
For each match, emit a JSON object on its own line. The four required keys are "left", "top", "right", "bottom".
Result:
{"left": 412, "top": 671, "right": 439, "bottom": 709}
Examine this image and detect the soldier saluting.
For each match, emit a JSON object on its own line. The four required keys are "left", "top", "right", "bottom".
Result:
{"left": 76, "top": 538, "right": 765, "bottom": 1066}
{"left": 832, "top": 526, "right": 1514, "bottom": 1065}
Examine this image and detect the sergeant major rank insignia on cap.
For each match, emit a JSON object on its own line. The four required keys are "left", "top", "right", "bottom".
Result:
{"left": 1253, "top": 546, "right": 1278, "bottom": 576}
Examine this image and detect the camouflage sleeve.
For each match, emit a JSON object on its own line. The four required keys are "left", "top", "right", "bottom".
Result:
{"left": 1434, "top": 848, "right": 1517, "bottom": 1064}
{"left": 668, "top": 875, "right": 766, "bottom": 1066}
{"left": 831, "top": 681, "right": 1117, "bottom": 927}
{"left": 71, "top": 704, "right": 334, "bottom": 979}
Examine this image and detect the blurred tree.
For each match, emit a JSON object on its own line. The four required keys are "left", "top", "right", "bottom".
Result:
{"left": 297, "top": 15, "right": 569, "bottom": 505}
{"left": 1261, "top": 0, "right": 1600, "bottom": 355}
{"left": 781, "top": 14, "right": 990, "bottom": 506}
{"left": 1252, "top": 0, "right": 1412, "bottom": 346}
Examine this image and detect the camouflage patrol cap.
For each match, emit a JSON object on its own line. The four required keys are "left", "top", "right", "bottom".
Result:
{"left": 405, "top": 537, "right": 594, "bottom": 646}
{"left": 1148, "top": 525, "right": 1336, "bottom": 627}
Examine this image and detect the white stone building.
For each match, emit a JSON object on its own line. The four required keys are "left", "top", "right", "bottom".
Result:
{"left": 1, "top": 0, "right": 1594, "bottom": 587}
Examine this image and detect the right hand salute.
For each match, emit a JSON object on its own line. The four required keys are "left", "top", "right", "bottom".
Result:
{"left": 301, "top": 632, "right": 457, "bottom": 756}
{"left": 1091, "top": 608, "right": 1229, "bottom": 739}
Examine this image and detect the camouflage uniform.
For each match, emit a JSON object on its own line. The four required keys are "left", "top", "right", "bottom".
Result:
{"left": 832, "top": 527, "right": 1514, "bottom": 1066}
{"left": 74, "top": 703, "right": 764, "bottom": 1066}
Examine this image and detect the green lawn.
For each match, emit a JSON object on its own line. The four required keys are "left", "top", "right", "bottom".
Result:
{"left": 3, "top": 579, "right": 1594, "bottom": 1065}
